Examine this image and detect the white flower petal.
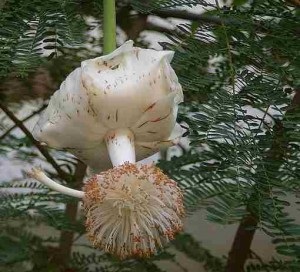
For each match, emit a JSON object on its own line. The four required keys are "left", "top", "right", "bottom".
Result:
{"left": 132, "top": 92, "right": 178, "bottom": 141}
{"left": 135, "top": 123, "right": 185, "bottom": 161}
{"left": 32, "top": 41, "right": 184, "bottom": 171}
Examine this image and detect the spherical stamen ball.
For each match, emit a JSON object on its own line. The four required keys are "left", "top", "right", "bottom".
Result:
{"left": 83, "top": 163, "right": 184, "bottom": 259}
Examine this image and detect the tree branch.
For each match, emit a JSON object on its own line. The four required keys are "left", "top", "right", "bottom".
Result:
{"left": 150, "top": 8, "right": 270, "bottom": 31}
{"left": 116, "top": 6, "right": 148, "bottom": 40}
{"left": 0, "top": 102, "right": 69, "bottom": 180}
{"left": 0, "top": 104, "right": 47, "bottom": 140}
{"left": 285, "top": 0, "right": 300, "bottom": 7}
{"left": 117, "top": 6, "right": 230, "bottom": 41}
{"left": 56, "top": 161, "right": 86, "bottom": 268}
{"left": 145, "top": 22, "right": 178, "bottom": 36}
{"left": 225, "top": 215, "right": 258, "bottom": 272}
{"left": 151, "top": 9, "right": 225, "bottom": 25}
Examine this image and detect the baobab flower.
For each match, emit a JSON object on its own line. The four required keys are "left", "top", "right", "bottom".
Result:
{"left": 30, "top": 40, "right": 185, "bottom": 258}
{"left": 32, "top": 40, "right": 184, "bottom": 173}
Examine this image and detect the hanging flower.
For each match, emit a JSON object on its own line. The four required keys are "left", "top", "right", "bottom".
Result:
{"left": 83, "top": 163, "right": 184, "bottom": 259}
{"left": 30, "top": 40, "right": 186, "bottom": 259}
{"left": 32, "top": 40, "right": 184, "bottom": 173}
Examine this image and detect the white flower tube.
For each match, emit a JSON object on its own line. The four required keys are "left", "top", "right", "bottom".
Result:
{"left": 105, "top": 128, "right": 135, "bottom": 166}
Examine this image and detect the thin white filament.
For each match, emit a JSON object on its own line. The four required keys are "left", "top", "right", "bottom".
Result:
{"left": 29, "top": 168, "right": 84, "bottom": 198}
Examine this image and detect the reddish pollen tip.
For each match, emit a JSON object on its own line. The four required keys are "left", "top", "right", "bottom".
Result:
{"left": 83, "top": 163, "right": 184, "bottom": 259}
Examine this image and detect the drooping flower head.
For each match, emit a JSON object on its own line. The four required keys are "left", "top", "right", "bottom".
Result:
{"left": 83, "top": 163, "right": 184, "bottom": 259}
{"left": 30, "top": 41, "right": 186, "bottom": 259}
{"left": 32, "top": 40, "right": 184, "bottom": 173}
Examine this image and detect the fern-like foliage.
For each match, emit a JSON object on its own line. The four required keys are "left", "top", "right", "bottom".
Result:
{"left": 0, "top": 0, "right": 86, "bottom": 78}
{"left": 156, "top": 0, "right": 300, "bottom": 266}
{"left": 131, "top": 0, "right": 214, "bottom": 12}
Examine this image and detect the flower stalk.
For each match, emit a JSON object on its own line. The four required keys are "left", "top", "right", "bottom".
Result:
{"left": 103, "top": 0, "right": 116, "bottom": 54}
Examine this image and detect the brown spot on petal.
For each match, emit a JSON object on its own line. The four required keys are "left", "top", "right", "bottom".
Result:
{"left": 137, "top": 120, "right": 149, "bottom": 128}
{"left": 159, "top": 140, "right": 172, "bottom": 143}
{"left": 143, "top": 102, "right": 156, "bottom": 113}
{"left": 150, "top": 110, "right": 172, "bottom": 123}
{"left": 135, "top": 49, "right": 140, "bottom": 60}
{"left": 140, "top": 145, "right": 153, "bottom": 150}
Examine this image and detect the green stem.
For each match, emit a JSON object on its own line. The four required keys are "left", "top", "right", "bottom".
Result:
{"left": 103, "top": 0, "right": 116, "bottom": 54}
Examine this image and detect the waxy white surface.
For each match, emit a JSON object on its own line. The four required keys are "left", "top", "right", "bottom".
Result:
{"left": 33, "top": 40, "right": 184, "bottom": 172}
{"left": 105, "top": 128, "right": 136, "bottom": 166}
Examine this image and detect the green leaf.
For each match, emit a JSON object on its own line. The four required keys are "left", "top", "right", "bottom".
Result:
{"left": 233, "top": 0, "right": 248, "bottom": 6}
{"left": 0, "top": 236, "right": 29, "bottom": 265}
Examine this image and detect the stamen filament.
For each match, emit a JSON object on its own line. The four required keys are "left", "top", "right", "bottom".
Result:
{"left": 28, "top": 168, "right": 84, "bottom": 198}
